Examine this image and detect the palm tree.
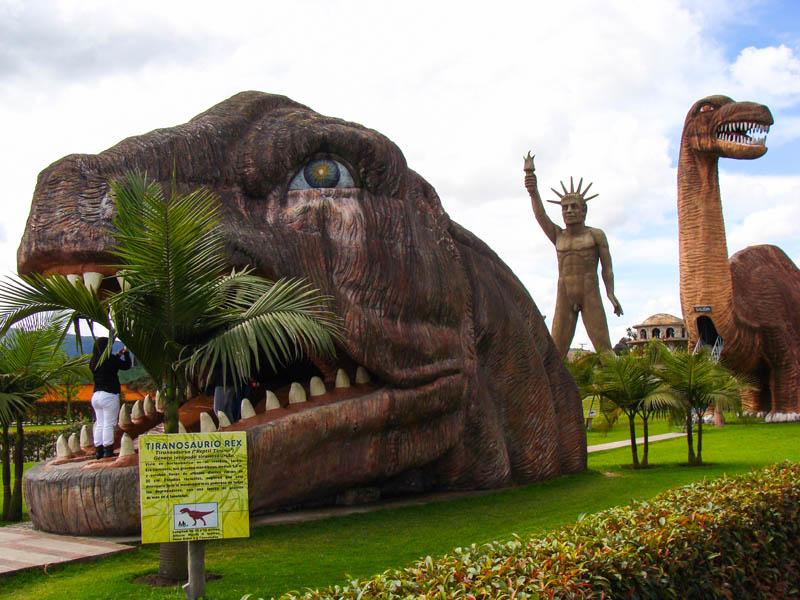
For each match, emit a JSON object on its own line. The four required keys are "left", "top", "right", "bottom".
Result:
{"left": 593, "top": 351, "right": 672, "bottom": 468}
{"left": 654, "top": 347, "right": 744, "bottom": 466}
{"left": 0, "top": 317, "right": 89, "bottom": 521}
{"left": 564, "top": 351, "right": 602, "bottom": 430}
{"left": 0, "top": 172, "right": 341, "bottom": 575}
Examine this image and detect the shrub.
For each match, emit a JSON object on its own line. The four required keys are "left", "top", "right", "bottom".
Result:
{"left": 1, "top": 424, "right": 86, "bottom": 462}
{"left": 275, "top": 462, "right": 800, "bottom": 599}
{"left": 24, "top": 402, "right": 93, "bottom": 425}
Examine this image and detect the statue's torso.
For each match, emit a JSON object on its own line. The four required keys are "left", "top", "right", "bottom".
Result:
{"left": 555, "top": 228, "right": 600, "bottom": 280}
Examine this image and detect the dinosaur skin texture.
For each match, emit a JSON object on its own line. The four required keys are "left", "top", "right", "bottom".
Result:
{"left": 19, "top": 92, "right": 586, "bottom": 535}
{"left": 678, "top": 95, "right": 800, "bottom": 415}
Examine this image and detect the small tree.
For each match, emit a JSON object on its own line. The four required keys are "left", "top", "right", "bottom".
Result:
{"left": 56, "top": 369, "right": 85, "bottom": 422}
{"left": 655, "top": 347, "right": 743, "bottom": 466}
{"left": 565, "top": 351, "right": 602, "bottom": 429}
{"left": 0, "top": 317, "right": 89, "bottom": 521}
{"left": 594, "top": 350, "right": 672, "bottom": 468}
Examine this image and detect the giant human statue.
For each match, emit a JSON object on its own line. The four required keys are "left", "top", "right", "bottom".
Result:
{"left": 523, "top": 153, "right": 622, "bottom": 358}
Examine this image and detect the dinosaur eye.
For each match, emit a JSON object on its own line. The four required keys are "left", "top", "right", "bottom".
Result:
{"left": 699, "top": 104, "right": 715, "bottom": 113}
{"left": 289, "top": 158, "right": 356, "bottom": 190}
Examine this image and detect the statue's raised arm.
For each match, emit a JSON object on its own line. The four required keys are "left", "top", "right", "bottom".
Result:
{"left": 523, "top": 152, "right": 559, "bottom": 244}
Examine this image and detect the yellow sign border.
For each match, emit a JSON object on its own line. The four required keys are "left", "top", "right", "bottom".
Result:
{"left": 139, "top": 432, "right": 249, "bottom": 544}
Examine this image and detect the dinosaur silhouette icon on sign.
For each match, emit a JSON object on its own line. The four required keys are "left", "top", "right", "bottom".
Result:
{"left": 179, "top": 507, "right": 214, "bottom": 527}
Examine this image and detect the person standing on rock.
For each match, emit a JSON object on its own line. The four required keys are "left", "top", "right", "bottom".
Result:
{"left": 523, "top": 152, "right": 623, "bottom": 358}
{"left": 89, "top": 337, "right": 132, "bottom": 459}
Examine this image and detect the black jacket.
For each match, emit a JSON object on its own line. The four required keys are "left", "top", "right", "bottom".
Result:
{"left": 91, "top": 352, "right": 132, "bottom": 394}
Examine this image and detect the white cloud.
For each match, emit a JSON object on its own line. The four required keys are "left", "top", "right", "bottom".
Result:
{"left": 729, "top": 45, "right": 800, "bottom": 108}
{"left": 1, "top": 0, "right": 799, "bottom": 353}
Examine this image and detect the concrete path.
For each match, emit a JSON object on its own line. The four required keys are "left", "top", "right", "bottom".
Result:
{"left": 0, "top": 431, "right": 687, "bottom": 577}
{"left": 587, "top": 431, "right": 685, "bottom": 453}
{"left": 0, "top": 524, "right": 133, "bottom": 576}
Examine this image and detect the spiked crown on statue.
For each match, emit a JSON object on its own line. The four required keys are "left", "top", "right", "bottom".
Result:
{"left": 547, "top": 176, "right": 598, "bottom": 206}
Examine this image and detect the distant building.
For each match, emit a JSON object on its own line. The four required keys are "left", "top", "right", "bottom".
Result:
{"left": 628, "top": 313, "right": 688, "bottom": 350}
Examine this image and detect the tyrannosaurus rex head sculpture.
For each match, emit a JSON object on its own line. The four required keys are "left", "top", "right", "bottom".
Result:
{"left": 681, "top": 94, "right": 773, "bottom": 160}
{"left": 19, "top": 92, "right": 585, "bottom": 535}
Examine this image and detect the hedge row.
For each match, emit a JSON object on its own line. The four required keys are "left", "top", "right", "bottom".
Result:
{"left": 24, "top": 401, "right": 93, "bottom": 425}
{"left": 1, "top": 425, "right": 86, "bottom": 462}
{"left": 278, "top": 462, "right": 800, "bottom": 599}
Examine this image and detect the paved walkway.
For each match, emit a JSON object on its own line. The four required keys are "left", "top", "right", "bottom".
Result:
{"left": 0, "top": 524, "right": 133, "bottom": 575}
{"left": 1, "top": 431, "right": 686, "bottom": 576}
{"left": 587, "top": 431, "right": 685, "bottom": 453}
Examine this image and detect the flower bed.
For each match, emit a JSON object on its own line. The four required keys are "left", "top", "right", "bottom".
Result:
{"left": 278, "top": 462, "right": 800, "bottom": 599}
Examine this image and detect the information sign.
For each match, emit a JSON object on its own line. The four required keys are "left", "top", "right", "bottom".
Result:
{"left": 139, "top": 432, "right": 249, "bottom": 544}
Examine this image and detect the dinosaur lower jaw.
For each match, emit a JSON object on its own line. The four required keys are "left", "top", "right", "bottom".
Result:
{"left": 24, "top": 369, "right": 466, "bottom": 536}
{"left": 235, "top": 370, "right": 466, "bottom": 512}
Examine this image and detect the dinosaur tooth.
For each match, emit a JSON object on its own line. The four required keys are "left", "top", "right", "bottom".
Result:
{"left": 200, "top": 412, "right": 217, "bottom": 432}
{"left": 118, "top": 433, "right": 134, "bottom": 457}
{"left": 335, "top": 368, "right": 351, "bottom": 388}
{"left": 56, "top": 434, "right": 72, "bottom": 458}
{"left": 68, "top": 433, "right": 80, "bottom": 454}
{"left": 289, "top": 382, "right": 307, "bottom": 404}
{"left": 66, "top": 273, "right": 81, "bottom": 286}
{"left": 118, "top": 404, "right": 131, "bottom": 427}
{"left": 216, "top": 411, "right": 231, "bottom": 428}
{"left": 178, "top": 421, "right": 187, "bottom": 434}
{"left": 241, "top": 398, "right": 256, "bottom": 419}
{"left": 82, "top": 272, "right": 103, "bottom": 293}
{"left": 115, "top": 272, "right": 131, "bottom": 292}
{"left": 309, "top": 376, "right": 326, "bottom": 397}
{"left": 155, "top": 390, "right": 165, "bottom": 413}
{"left": 131, "top": 400, "right": 144, "bottom": 421}
{"left": 143, "top": 394, "right": 155, "bottom": 416}
{"left": 355, "top": 366, "right": 370, "bottom": 384}
{"left": 80, "top": 425, "right": 92, "bottom": 449}
{"left": 265, "top": 391, "right": 280, "bottom": 410}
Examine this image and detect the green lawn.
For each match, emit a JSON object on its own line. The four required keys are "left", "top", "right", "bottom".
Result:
{"left": 4, "top": 422, "right": 800, "bottom": 599}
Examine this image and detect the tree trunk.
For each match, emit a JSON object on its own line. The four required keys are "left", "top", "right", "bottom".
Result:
{"left": 628, "top": 414, "right": 640, "bottom": 468}
{"left": 685, "top": 412, "right": 696, "bottom": 465}
{"left": 164, "top": 372, "right": 179, "bottom": 435}
{"left": 1, "top": 423, "right": 10, "bottom": 521}
{"left": 696, "top": 415, "right": 703, "bottom": 466}
{"left": 641, "top": 414, "right": 650, "bottom": 467}
{"left": 8, "top": 419, "right": 24, "bottom": 521}
{"left": 713, "top": 404, "right": 725, "bottom": 427}
{"left": 158, "top": 372, "right": 188, "bottom": 581}
{"left": 159, "top": 541, "right": 188, "bottom": 582}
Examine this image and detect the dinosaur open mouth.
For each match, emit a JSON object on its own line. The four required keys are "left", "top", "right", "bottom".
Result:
{"left": 716, "top": 121, "right": 770, "bottom": 146}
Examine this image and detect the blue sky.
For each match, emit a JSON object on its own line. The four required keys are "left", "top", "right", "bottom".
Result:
{"left": 1, "top": 0, "right": 799, "bottom": 350}
{"left": 700, "top": 0, "right": 800, "bottom": 176}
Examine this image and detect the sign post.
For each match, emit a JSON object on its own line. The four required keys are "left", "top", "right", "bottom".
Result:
{"left": 139, "top": 432, "right": 249, "bottom": 599}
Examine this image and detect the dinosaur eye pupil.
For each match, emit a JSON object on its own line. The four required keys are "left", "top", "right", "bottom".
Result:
{"left": 303, "top": 159, "right": 340, "bottom": 188}
{"left": 699, "top": 104, "right": 715, "bottom": 113}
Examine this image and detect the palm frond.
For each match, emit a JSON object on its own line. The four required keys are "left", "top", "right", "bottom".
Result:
{"left": 188, "top": 308, "right": 340, "bottom": 389}
{"left": 0, "top": 274, "right": 110, "bottom": 335}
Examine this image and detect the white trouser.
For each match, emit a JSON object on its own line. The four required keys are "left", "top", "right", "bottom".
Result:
{"left": 91, "top": 391, "right": 120, "bottom": 447}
